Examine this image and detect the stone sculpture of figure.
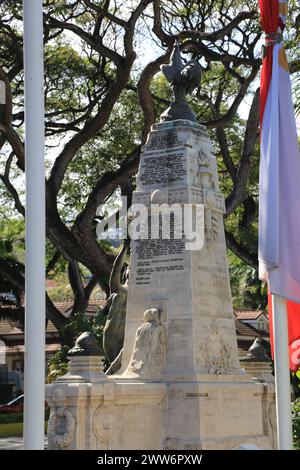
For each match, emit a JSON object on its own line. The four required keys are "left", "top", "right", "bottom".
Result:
{"left": 102, "top": 240, "right": 129, "bottom": 365}
{"left": 160, "top": 40, "right": 202, "bottom": 122}
{"left": 242, "top": 337, "right": 271, "bottom": 362}
{"left": 126, "top": 308, "right": 167, "bottom": 379}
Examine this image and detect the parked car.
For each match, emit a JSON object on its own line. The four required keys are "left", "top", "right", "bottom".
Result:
{"left": 0, "top": 394, "right": 49, "bottom": 414}
{"left": 0, "top": 394, "right": 24, "bottom": 413}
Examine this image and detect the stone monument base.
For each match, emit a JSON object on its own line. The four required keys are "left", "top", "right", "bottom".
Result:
{"left": 46, "top": 369, "right": 276, "bottom": 450}
{"left": 46, "top": 116, "right": 277, "bottom": 450}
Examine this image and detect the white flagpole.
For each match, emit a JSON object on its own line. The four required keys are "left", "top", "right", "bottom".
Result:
{"left": 272, "top": 294, "right": 293, "bottom": 450}
{"left": 23, "top": 0, "right": 45, "bottom": 450}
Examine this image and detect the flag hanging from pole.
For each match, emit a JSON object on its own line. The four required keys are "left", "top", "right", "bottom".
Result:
{"left": 258, "top": 0, "right": 300, "bottom": 372}
{"left": 268, "top": 294, "right": 300, "bottom": 372}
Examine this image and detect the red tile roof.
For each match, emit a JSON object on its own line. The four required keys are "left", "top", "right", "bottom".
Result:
{"left": 0, "top": 300, "right": 106, "bottom": 335}
{"left": 0, "top": 302, "right": 268, "bottom": 340}
{"left": 0, "top": 321, "right": 22, "bottom": 335}
{"left": 5, "top": 343, "right": 61, "bottom": 354}
{"left": 54, "top": 300, "right": 105, "bottom": 316}
{"left": 234, "top": 309, "right": 266, "bottom": 320}
{"left": 234, "top": 319, "right": 264, "bottom": 337}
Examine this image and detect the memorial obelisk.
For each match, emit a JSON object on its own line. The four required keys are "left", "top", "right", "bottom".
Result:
{"left": 46, "top": 43, "right": 276, "bottom": 450}
{"left": 119, "top": 43, "right": 241, "bottom": 381}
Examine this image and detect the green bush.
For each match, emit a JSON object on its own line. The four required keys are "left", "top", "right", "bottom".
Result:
{"left": 47, "top": 306, "right": 109, "bottom": 382}
{"left": 47, "top": 345, "right": 69, "bottom": 383}
{"left": 63, "top": 307, "right": 107, "bottom": 350}
{"left": 293, "top": 399, "right": 300, "bottom": 449}
{"left": 0, "top": 412, "right": 23, "bottom": 425}
{"left": 0, "top": 408, "right": 50, "bottom": 425}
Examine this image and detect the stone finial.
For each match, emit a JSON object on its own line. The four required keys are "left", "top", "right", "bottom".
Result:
{"left": 160, "top": 41, "right": 202, "bottom": 122}
{"left": 241, "top": 337, "right": 271, "bottom": 363}
{"left": 68, "top": 331, "right": 101, "bottom": 357}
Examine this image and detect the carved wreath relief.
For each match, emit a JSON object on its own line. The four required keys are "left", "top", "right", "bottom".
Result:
{"left": 48, "top": 406, "right": 76, "bottom": 449}
{"left": 199, "top": 322, "right": 234, "bottom": 374}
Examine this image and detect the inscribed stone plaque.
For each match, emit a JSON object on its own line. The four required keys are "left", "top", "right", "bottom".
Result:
{"left": 138, "top": 132, "right": 187, "bottom": 189}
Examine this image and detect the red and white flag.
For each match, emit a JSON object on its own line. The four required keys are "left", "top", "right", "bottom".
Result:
{"left": 259, "top": 0, "right": 300, "bottom": 372}
{"left": 268, "top": 294, "right": 300, "bottom": 372}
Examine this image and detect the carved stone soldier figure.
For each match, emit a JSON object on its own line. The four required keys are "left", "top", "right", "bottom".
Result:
{"left": 102, "top": 240, "right": 130, "bottom": 364}
{"left": 126, "top": 308, "right": 167, "bottom": 379}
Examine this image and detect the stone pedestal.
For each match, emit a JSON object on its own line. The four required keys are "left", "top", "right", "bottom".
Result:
{"left": 56, "top": 355, "right": 106, "bottom": 383}
{"left": 241, "top": 361, "right": 274, "bottom": 384}
{"left": 46, "top": 120, "right": 277, "bottom": 449}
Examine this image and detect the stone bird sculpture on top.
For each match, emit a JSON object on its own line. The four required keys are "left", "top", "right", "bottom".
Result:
{"left": 160, "top": 40, "right": 202, "bottom": 122}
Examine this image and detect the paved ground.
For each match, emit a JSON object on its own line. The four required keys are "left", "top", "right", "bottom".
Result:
{"left": 0, "top": 436, "right": 47, "bottom": 450}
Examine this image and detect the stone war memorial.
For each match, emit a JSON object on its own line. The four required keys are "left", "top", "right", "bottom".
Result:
{"left": 46, "top": 43, "right": 276, "bottom": 450}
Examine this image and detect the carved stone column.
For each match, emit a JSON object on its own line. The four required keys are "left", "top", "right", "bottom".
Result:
{"left": 119, "top": 120, "right": 241, "bottom": 380}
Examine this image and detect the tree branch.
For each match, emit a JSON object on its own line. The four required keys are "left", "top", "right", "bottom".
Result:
{"left": 225, "top": 229, "right": 258, "bottom": 269}
{"left": 226, "top": 88, "right": 260, "bottom": 214}
{"left": 0, "top": 66, "right": 24, "bottom": 169}
{"left": 178, "top": 11, "right": 257, "bottom": 42}
{"left": 203, "top": 67, "right": 260, "bottom": 129}
{"left": 83, "top": 0, "right": 129, "bottom": 29}
{"left": 0, "top": 153, "right": 25, "bottom": 216}
{"left": 46, "top": 250, "right": 61, "bottom": 276}
{"left": 44, "top": 14, "right": 124, "bottom": 68}
{"left": 74, "top": 145, "right": 141, "bottom": 234}
{"left": 137, "top": 46, "right": 173, "bottom": 142}
{"left": 201, "top": 93, "right": 237, "bottom": 180}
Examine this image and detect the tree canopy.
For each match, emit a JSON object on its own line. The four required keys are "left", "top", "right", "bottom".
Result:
{"left": 0, "top": 0, "right": 299, "bottom": 343}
